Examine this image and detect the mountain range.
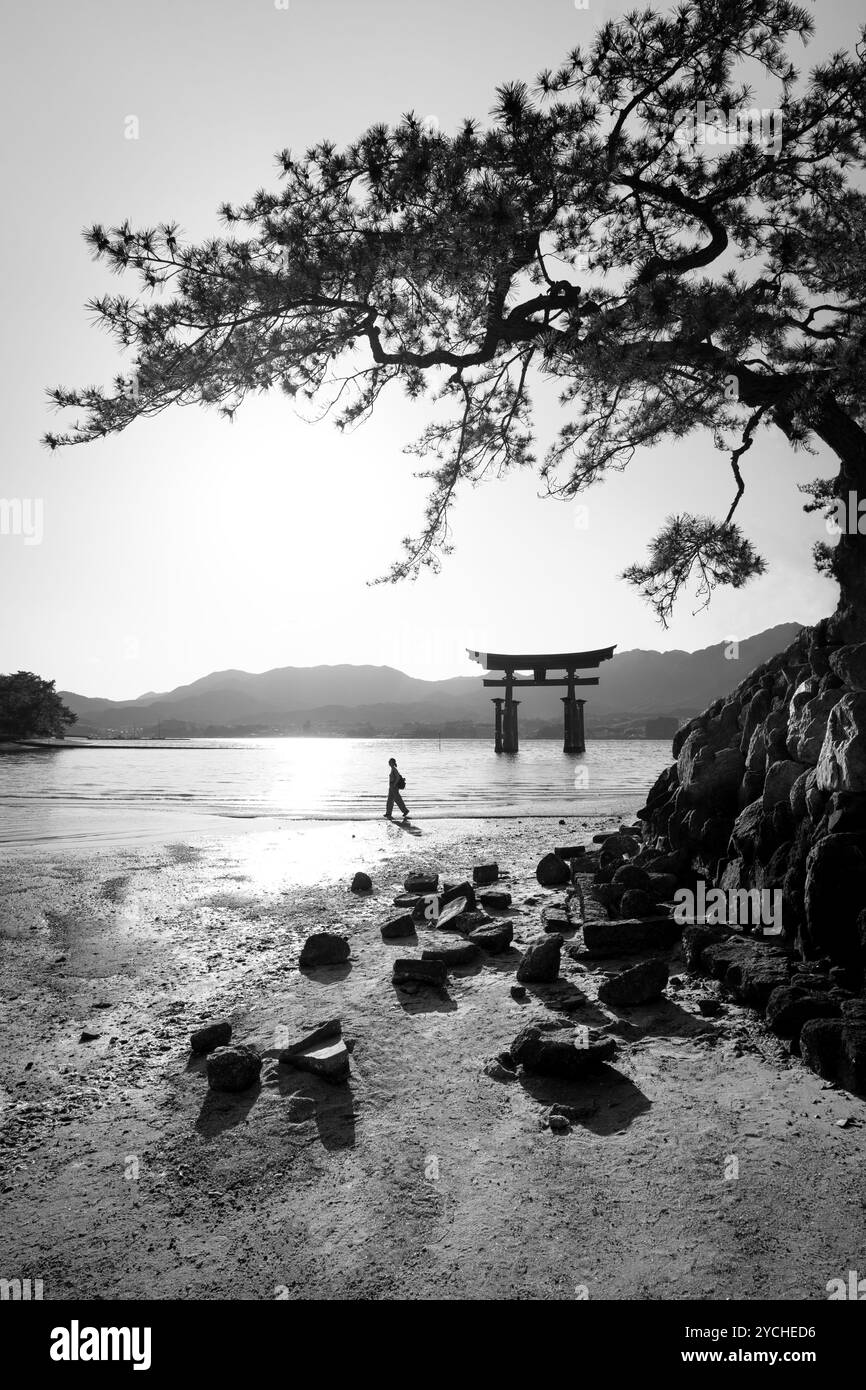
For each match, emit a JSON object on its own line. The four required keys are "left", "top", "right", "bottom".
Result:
{"left": 60, "top": 623, "right": 802, "bottom": 740}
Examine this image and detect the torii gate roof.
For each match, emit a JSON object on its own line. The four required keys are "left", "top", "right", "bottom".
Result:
{"left": 467, "top": 646, "right": 616, "bottom": 671}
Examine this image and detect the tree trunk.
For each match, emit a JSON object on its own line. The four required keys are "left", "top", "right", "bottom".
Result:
{"left": 811, "top": 395, "right": 866, "bottom": 645}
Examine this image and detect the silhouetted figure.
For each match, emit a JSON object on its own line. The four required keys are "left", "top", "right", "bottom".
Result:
{"left": 385, "top": 756, "right": 409, "bottom": 819}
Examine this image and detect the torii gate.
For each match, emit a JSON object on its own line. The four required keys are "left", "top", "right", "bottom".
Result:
{"left": 467, "top": 646, "right": 616, "bottom": 754}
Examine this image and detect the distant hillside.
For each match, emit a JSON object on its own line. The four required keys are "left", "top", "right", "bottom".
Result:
{"left": 60, "top": 623, "right": 801, "bottom": 738}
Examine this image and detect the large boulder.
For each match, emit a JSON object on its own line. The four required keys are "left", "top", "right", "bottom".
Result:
{"left": 516, "top": 934, "right": 562, "bottom": 983}
{"left": 763, "top": 760, "right": 808, "bottom": 812}
{"left": 786, "top": 689, "right": 840, "bottom": 764}
{"left": 724, "top": 954, "right": 790, "bottom": 1008}
{"left": 816, "top": 693, "right": 866, "bottom": 794}
{"left": 803, "top": 834, "right": 866, "bottom": 965}
{"left": 682, "top": 924, "right": 732, "bottom": 970}
{"left": 206, "top": 1044, "right": 262, "bottom": 1093}
{"left": 299, "top": 932, "right": 351, "bottom": 969}
{"left": 730, "top": 800, "right": 765, "bottom": 862}
{"left": 678, "top": 735, "right": 744, "bottom": 812}
{"left": 612, "top": 864, "right": 652, "bottom": 891}
{"left": 597, "top": 958, "right": 668, "bottom": 1006}
{"left": 800, "top": 1019, "right": 866, "bottom": 1094}
{"left": 620, "top": 888, "right": 658, "bottom": 918}
{"left": 510, "top": 1024, "right": 616, "bottom": 1077}
{"left": 764, "top": 986, "right": 840, "bottom": 1040}
{"left": 381, "top": 914, "right": 415, "bottom": 940}
{"left": 829, "top": 643, "right": 866, "bottom": 693}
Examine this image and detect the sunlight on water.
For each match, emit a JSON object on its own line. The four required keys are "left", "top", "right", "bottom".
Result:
{"left": 0, "top": 737, "right": 673, "bottom": 851}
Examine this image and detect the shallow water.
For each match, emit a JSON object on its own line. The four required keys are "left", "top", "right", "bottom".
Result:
{"left": 0, "top": 736, "right": 672, "bottom": 851}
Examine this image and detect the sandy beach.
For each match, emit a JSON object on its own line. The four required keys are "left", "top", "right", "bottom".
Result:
{"left": 1, "top": 814, "right": 864, "bottom": 1301}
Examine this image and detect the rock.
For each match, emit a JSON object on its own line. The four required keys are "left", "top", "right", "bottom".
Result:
{"left": 790, "top": 971, "right": 831, "bottom": 991}
{"left": 597, "top": 957, "right": 668, "bottom": 1006}
{"left": 619, "top": 888, "right": 657, "bottom": 918}
{"left": 484, "top": 1059, "right": 516, "bottom": 1082}
{"left": 510, "top": 1024, "right": 616, "bottom": 1077}
{"left": 422, "top": 941, "right": 482, "bottom": 966}
{"left": 804, "top": 834, "right": 866, "bottom": 965}
{"left": 284, "top": 1039, "right": 350, "bottom": 1083}
{"left": 582, "top": 915, "right": 680, "bottom": 957}
{"left": 682, "top": 924, "right": 732, "bottom": 970}
{"left": 299, "top": 932, "right": 351, "bottom": 969}
{"left": 381, "top": 914, "right": 415, "bottom": 940}
{"left": 392, "top": 958, "right": 448, "bottom": 988}
{"left": 730, "top": 799, "right": 765, "bottom": 862}
{"left": 679, "top": 737, "right": 744, "bottom": 812}
{"left": 405, "top": 872, "right": 439, "bottom": 893}
{"left": 510, "top": 984, "right": 528, "bottom": 1001}
{"left": 541, "top": 904, "right": 572, "bottom": 932}
{"left": 841, "top": 999, "right": 866, "bottom": 1021}
{"left": 206, "top": 1044, "right": 262, "bottom": 1093}
{"left": 393, "top": 893, "right": 421, "bottom": 910}
{"left": 612, "top": 864, "right": 651, "bottom": 891}
{"left": 827, "top": 792, "right": 866, "bottom": 835}
{"left": 79, "top": 1031, "right": 100, "bottom": 1043}
{"left": 829, "top": 643, "right": 866, "bottom": 692}
{"left": 597, "top": 832, "right": 640, "bottom": 861}
{"left": 555, "top": 845, "right": 586, "bottom": 860}
{"left": 472, "top": 863, "right": 499, "bottom": 886}
{"left": 516, "top": 934, "right": 562, "bottom": 983}
{"left": 479, "top": 890, "right": 512, "bottom": 911}
{"left": 816, "top": 693, "right": 866, "bottom": 793}
{"left": 440, "top": 881, "right": 477, "bottom": 911}
{"left": 764, "top": 986, "right": 840, "bottom": 1040}
{"left": 800, "top": 1019, "right": 866, "bottom": 1094}
{"left": 697, "top": 998, "right": 723, "bottom": 1017}
{"left": 350, "top": 871, "right": 372, "bottom": 893}
{"left": 280, "top": 1024, "right": 350, "bottom": 1083}
{"left": 496, "top": 1050, "right": 516, "bottom": 1069}
{"left": 787, "top": 690, "right": 840, "bottom": 764}
{"left": 725, "top": 954, "right": 791, "bottom": 1009}
{"left": 536, "top": 853, "right": 571, "bottom": 887}
{"left": 763, "top": 760, "right": 808, "bottom": 811}
{"left": 190, "top": 1020, "right": 232, "bottom": 1054}
{"left": 548, "top": 1113, "right": 570, "bottom": 1133}
{"left": 647, "top": 872, "right": 679, "bottom": 901}
{"left": 280, "top": 1019, "right": 342, "bottom": 1055}
{"left": 436, "top": 896, "right": 471, "bottom": 932}
{"left": 468, "top": 921, "right": 513, "bottom": 953}
{"left": 805, "top": 768, "right": 828, "bottom": 821}
{"left": 789, "top": 770, "right": 810, "bottom": 821}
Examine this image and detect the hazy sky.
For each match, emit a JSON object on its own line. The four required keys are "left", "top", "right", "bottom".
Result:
{"left": 1, "top": 0, "right": 856, "bottom": 698}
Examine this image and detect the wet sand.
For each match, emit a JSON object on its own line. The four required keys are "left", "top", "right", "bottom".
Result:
{"left": 1, "top": 815, "right": 864, "bottom": 1301}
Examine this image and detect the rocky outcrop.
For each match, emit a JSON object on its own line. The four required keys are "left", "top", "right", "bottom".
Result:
{"left": 636, "top": 625, "right": 866, "bottom": 978}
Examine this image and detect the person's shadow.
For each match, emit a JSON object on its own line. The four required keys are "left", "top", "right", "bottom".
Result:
{"left": 386, "top": 817, "right": 423, "bottom": 837}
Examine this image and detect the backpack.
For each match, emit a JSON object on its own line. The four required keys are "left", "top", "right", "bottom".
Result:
{"left": 397, "top": 775, "right": 406, "bottom": 791}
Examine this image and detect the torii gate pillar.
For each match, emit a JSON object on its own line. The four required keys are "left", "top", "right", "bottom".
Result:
{"left": 491, "top": 698, "right": 504, "bottom": 754}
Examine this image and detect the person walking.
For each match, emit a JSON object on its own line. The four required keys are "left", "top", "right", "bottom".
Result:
{"left": 385, "top": 756, "right": 410, "bottom": 819}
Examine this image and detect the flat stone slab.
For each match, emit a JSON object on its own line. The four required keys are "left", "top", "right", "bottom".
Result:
{"left": 422, "top": 942, "right": 482, "bottom": 967}
{"left": 554, "top": 845, "right": 586, "bottom": 859}
{"left": 190, "top": 1020, "right": 231, "bottom": 1055}
{"left": 405, "top": 872, "right": 439, "bottom": 894}
{"left": 280, "top": 1018, "right": 342, "bottom": 1055}
{"left": 479, "top": 890, "right": 512, "bottom": 911}
{"left": 281, "top": 1039, "right": 350, "bottom": 1083}
{"left": 511, "top": 1024, "right": 616, "bottom": 1078}
{"left": 541, "top": 905, "right": 572, "bottom": 933}
{"left": 381, "top": 914, "right": 416, "bottom": 940}
{"left": 468, "top": 921, "right": 513, "bottom": 953}
{"left": 582, "top": 915, "right": 680, "bottom": 957}
{"left": 437, "top": 896, "right": 471, "bottom": 932}
{"left": 472, "top": 863, "right": 499, "bottom": 885}
{"left": 392, "top": 957, "right": 448, "bottom": 988}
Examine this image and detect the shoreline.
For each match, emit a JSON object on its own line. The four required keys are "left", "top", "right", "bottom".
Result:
{"left": 2, "top": 817, "right": 864, "bottom": 1299}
